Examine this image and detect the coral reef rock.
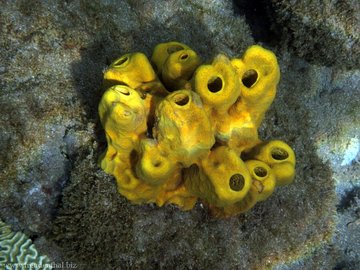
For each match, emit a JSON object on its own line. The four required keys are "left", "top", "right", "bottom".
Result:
{"left": 0, "top": 219, "right": 52, "bottom": 269}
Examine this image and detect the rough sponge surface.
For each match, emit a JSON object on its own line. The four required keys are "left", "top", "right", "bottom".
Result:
{"left": 98, "top": 42, "right": 296, "bottom": 217}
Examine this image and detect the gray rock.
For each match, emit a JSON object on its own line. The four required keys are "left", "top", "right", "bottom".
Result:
{"left": 0, "top": 0, "right": 359, "bottom": 269}
{"left": 269, "top": 0, "right": 360, "bottom": 69}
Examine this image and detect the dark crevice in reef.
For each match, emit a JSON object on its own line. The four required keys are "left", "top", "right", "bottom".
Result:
{"left": 333, "top": 260, "right": 357, "bottom": 270}
{"left": 337, "top": 186, "right": 360, "bottom": 213}
{"left": 70, "top": 38, "right": 116, "bottom": 156}
{"left": 29, "top": 234, "right": 39, "bottom": 242}
{"left": 232, "top": 0, "right": 279, "bottom": 44}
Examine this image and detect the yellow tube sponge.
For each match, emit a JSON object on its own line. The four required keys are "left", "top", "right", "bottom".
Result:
{"left": 184, "top": 146, "right": 252, "bottom": 208}
{"left": 245, "top": 160, "right": 276, "bottom": 201}
{"left": 98, "top": 85, "right": 147, "bottom": 165}
{"left": 231, "top": 45, "right": 280, "bottom": 127}
{"left": 154, "top": 90, "right": 215, "bottom": 166}
{"left": 103, "top": 52, "right": 167, "bottom": 95}
{"left": 98, "top": 85, "right": 164, "bottom": 204}
{"left": 192, "top": 45, "right": 279, "bottom": 150}
{"left": 162, "top": 49, "right": 201, "bottom": 90}
{"left": 209, "top": 185, "right": 259, "bottom": 218}
{"left": 151, "top": 41, "right": 192, "bottom": 75}
{"left": 134, "top": 90, "right": 214, "bottom": 209}
{"left": 151, "top": 41, "right": 201, "bottom": 90}
{"left": 135, "top": 139, "right": 175, "bottom": 185}
{"left": 98, "top": 42, "right": 296, "bottom": 218}
{"left": 193, "top": 54, "right": 240, "bottom": 113}
{"left": 204, "top": 159, "right": 276, "bottom": 218}
{"left": 249, "top": 140, "right": 296, "bottom": 186}
{"left": 104, "top": 53, "right": 154, "bottom": 88}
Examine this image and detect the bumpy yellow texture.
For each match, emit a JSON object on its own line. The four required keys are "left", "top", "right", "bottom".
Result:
{"left": 99, "top": 42, "right": 296, "bottom": 218}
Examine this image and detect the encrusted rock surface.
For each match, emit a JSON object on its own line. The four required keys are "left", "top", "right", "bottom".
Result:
{"left": 0, "top": 0, "right": 359, "bottom": 269}
{"left": 234, "top": 0, "right": 360, "bottom": 69}
{"left": 269, "top": 0, "right": 360, "bottom": 69}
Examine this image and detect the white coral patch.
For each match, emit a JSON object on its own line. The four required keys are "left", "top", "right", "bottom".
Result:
{"left": 341, "top": 137, "right": 359, "bottom": 166}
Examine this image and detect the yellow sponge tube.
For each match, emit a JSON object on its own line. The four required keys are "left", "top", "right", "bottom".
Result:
{"left": 162, "top": 49, "right": 201, "bottom": 90}
{"left": 245, "top": 160, "right": 276, "bottom": 201}
{"left": 185, "top": 146, "right": 252, "bottom": 207}
{"left": 231, "top": 45, "right": 280, "bottom": 127}
{"left": 251, "top": 140, "right": 296, "bottom": 185}
{"left": 98, "top": 85, "right": 147, "bottom": 136}
{"left": 231, "top": 45, "right": 280, "bottom": 104}
{"left": 151, "top": 41, "right": 191, "bottom": 74}
{"left": 103, "top": 53, "right": 158, "bottom": 90}
{"left": 193, "top": 54, "right": 240, "bottom": 113}
{"left": 136, "top": 139, "right": 175, "bottom": 185}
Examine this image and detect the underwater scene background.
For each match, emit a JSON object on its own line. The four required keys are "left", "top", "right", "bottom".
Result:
{"left": 0, "top": 0, "right": 359, "bottom": 269}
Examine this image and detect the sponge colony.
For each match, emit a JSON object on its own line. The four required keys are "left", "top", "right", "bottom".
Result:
{"left": 98, "top": 42, "right": 296, "bottom": 218}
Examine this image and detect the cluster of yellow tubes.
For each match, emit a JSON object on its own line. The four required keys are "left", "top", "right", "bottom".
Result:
{"left": 98, "top": 41, "right": 296, "bottom": 218}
